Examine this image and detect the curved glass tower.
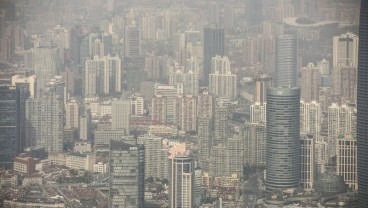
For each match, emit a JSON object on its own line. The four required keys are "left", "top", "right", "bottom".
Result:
{"left": 275, "top": 35, "right": 297, "bottom": 88}
{"left": 357, "top": 1, "right": 368, "bottom": 206}
{"left": 266, "top": 87, "right": 300, "bottom": 192}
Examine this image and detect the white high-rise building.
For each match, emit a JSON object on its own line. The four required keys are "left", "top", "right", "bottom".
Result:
{"left": 85, "top": 56, "right": 104, "bottom": 96}
{"left": 168, "top": 63, "right": 199, "bottom": 96}
{"left": 300, "top": 100, "right": 321, "bottom": 136}
{"left": 300, "top": 134, "right": 316, "bottom": 190}
{"left": 111, "top": 99, "right": 131, "bottom": 133}
{"left": 131, "top": 94, "right": 144, "bottom": 116}
{"left": 209, "top": 56, "right": 237, "bottom": 99}
{"left": 79, "top": 109, "right": 91, "bottom": 141}
{"left": 250, "top": 102, "right": 266, "bottom": 124}
{"left": 333, "top": 32, "right": 359, "bottom": 67}
{"left": 336, "top": 134, "right": 357, "bottom": 191}
{"left": 26, "top": 96, "right": 64, "bottom": 153}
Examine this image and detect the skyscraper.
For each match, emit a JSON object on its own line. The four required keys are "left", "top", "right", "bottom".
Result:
{"left": 111, "top": 99, "right": 131, "bottom": 134}
{"left": 169, "top": 155, "right": 194, "bottom": 208}
{"left": 34, "top": 46, "right": 61, "bottom": 97}
{"left": 336, "top": 134, "right": 357, "bottom": 191}
{"left": 0, "top": 85, "right": 28, "bottom": 168}
{"left": 333, "top": 32, "right": 359, "bottom": 67}
{"left": 301, "top": 63, "right": 320, "bottom": 102}
{"left": 357, "top": 1, "right": 368, "bottom": 205}
{"left": 275, "top": 35, "right": 297, "bottom": 87}
{"left": 26, "top": 96, "right": 64, "bottom": 153}
{"left": 266, "top": 87, "right": 300, "bottom": 192}
{"left": 209, "top": 56, "right": 237, "bottom": 100}
{"left": 203, "top": 27, "right": 224, "bottom": 85}
{"left": 109, "top": 139, "right": 145, "bottom": 208}
{"left": 124, "top": 26, "right": 141, "bottom": 58}
{"left": 300, "top": 134, "right": 315, "bottom": 190}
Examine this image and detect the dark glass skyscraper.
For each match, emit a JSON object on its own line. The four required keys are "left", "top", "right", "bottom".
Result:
{"left": 203, "top": 27, "right": 224, "bottom": 86}
{"left": 357, "top": 1, "right": 368, "bottom": 206}
{"left": 0, "top": 85, "right": 28, "bottom": 168}
{"left": 109, "top": 139, "right": 145, "bottom": 208}
{"left": 266, "top": 87, "right": 300, "bottom": 192}
{"left": 275, "top": 35, "right": 297, "bottom": 88}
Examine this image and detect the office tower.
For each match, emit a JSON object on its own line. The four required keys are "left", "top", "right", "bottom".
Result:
{"left": 301, "top": 63, "right": 320, "bottom": 102}
{"left": 137, "top": 134, "right": 167, "bottom": 179}
{"left": 266, "top": 87, "right": 300, "bottom": 192}
{"left": 169, "top": 155, "right": 194, "bottom": 208}
{"left": 65, "top": 99, "right": 80, "bottom": 129}
{"left": 26, "top": 96, "right": 64, "bottom": 153}
{"left": 336, "top": 134, "right": 357, "bottom": 191}
{"left": 0, "top": 86, "right": 28, "bottom": 168}
{"left": 130, "top": 94, "right": 144, "bottom": 116}
{"left": 275, "top": 35, "right": 297, "bottom": 87}
{"left": 174, "top": 94, "right": 197, "bottom": 132}
{"left": 34, "top": 46, "right": 61, "bottom": 96}
{"left": 300, "top": 134, "right": 316, "bottom": 190}
{"left": 254, "top": 74, "right": 273, "bottom": 104}
{"left": 333, "top": 32, "right": 359, "bottom": 67}
{"left": 207, "top": 2, "right": 219, "bottom": 25}
{"left": 79, "top": 109, "right": 91, "bottom": 141}
{"left": 245, "top": 0, "right": 263, "bottom": 26}
{"left": 300, "top": 100, "right": 320, "bottom": 136}
{"left": 111, "top": 99, "right": 131, "bottom": 133}
{"left": 209, "top": 56, "right": 237, "bottom": 100}
{"left": 79, "top": 37, "right": 89, "bottom": 64}
{"left": 109, "top": 139, "right": 144, "bottom": 208}
{"left": 144, "top": 54, "right": 159, "bottom": 80}
{"left": 357, "top": 1, "right": 368, "bottom": 204}
{"left": 11, "top": 75, "right": 37, "bottom": 98}
{"left": 241, "top": 123, "right": 266, "bottom": 167}
{"left": 45, "top": 76, "right": 66, "bottom": 105}
{"left": 332, "top": 64, "right": 357, "bottom": 104}
{"left": 124, "top": 26, "right": 141, "bottom": 58}
{"left": 203, "top": 27, "right": 224, "bottom": 85}
{"left": 213, "top": 104, "right": 228, "bottom": 145}
{"left": 250, "top": 102, "right": 267, "bottom": 124}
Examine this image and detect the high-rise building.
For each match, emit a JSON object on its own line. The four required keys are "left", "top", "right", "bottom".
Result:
{"left": 275, "top": 35, "right": 297, "bottom": 87}
{"left": 174, "top": 94, "right": 197, "bottom": 132}
{"left": 79, "top": 109, "right": 91, "bottom": 141}
{"left": 124, "top": 26, "right": 141, "bottom": 58}
{"left": 357, "top": 1, "right": 368, "bottom": 204}
{"left": 34, "top": 46, "right": 61, "bottom": 96}
{"left": 0, "top": 85, "right": 29, "bottom": 168}
{"left": 301, "top": 63, "right": 320, "bottom": 102}
{"left": 213, "top": 104, "right": 228, "bottom": 145}
{"left": 241, "top": 123, "right": 266, "bottom": 167}
{"left": 11, "top": 75, "right": 37, "bottom": 98}
{"left": 26, "top": 96, "right": 64, "bottom": 153}
{"left": 65, "top": 99, "right": 80, "bottom": 129}
{"left": 300, "top": 100, "right": 320, "bottom": 136}
{"left": 203, "top": 27, "right": 224, "bottom": 85}
{"left": 169, "top": 155, "right": 194, "bottom": 208}
{"left": 209, "top": 56, "right": 237, "bottom": 99}
{"left": 333, "top": 32, "right": 359, "bottom": 67}
{"left": 108, "top": 139, "right": 145, "bottom": 208}
{"left": 137, "top": 134, "right": 167, "bottom": 179}
{"left": 130, "top": 94, "right": 144, "bottom": 116}
{"left": 151, "top": 94, "right": 167, "bottom": 123}
{"left": 111, "top": 99, "right": 131, "bottom": 133}
{"left": 336, "top": 134, "right": 357, "bottom": 191}
{"left": 197, "top": 89, "right": 213, "bottom": 118}
{"left": 250, "top": 102, "right": 267, "bottom": 124}
{"left": 85, "top": 56, "right": 104, "bottom": 96}
{"left": 332, "top": 65, "right": 357, "bottom": 104}
{"left": 266, "top": 87, "right": 300, "bottom": 192}
{"left": 253, "top": 74, "right": 273, "bottom": 104}
{"left": 197, "top": 117, "right": 213, "bottom": 164}
{"left": 168, "top": 63, "right": 199, "bottom": 96}
{"left": 300, "top": 134, "right": 316, "bottom": 190}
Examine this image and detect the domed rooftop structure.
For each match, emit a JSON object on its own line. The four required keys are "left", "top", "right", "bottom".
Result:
{"left": 314, "top": 172, "right": 347, "bottom": 196}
